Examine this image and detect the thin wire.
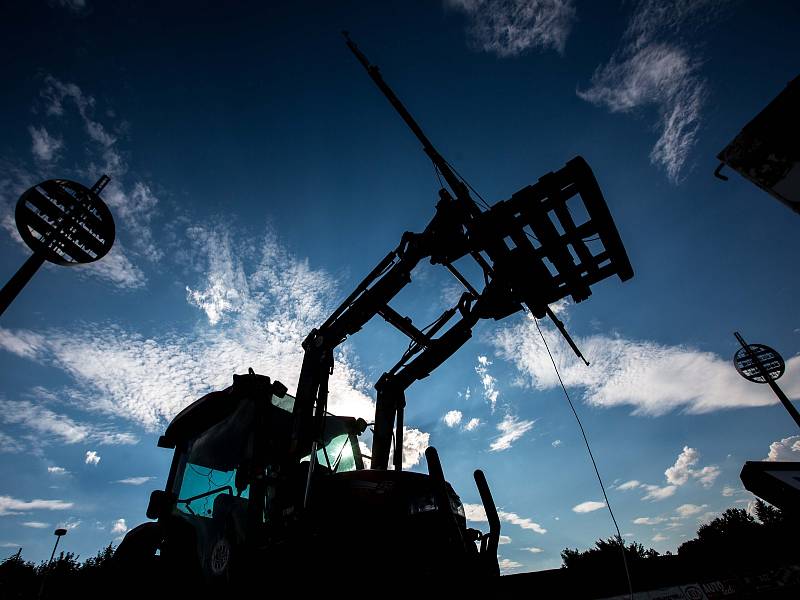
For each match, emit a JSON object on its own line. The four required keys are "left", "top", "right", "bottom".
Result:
{"left": 534, "top": 317, "right": 634, "bottom": 600}
{"left": 442, "top": 158, "right": 493, "bottom": 211}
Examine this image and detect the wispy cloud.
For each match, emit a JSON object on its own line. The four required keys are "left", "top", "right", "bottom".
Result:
{"left": 47, "top": 467, "right": 68, "bottom": 475}
{"left": 115, "top": 477, "right": 154, "bottom": 486}
{"left": 0, "top": 496, "right": 73, "bottom": 516}
{"left": 623, "top": 446, "right": 718, "bottom": 501}
{"left": 523, "top": 546, "right": 543, "bottom": 553}
{"left": 616, "top": 479, "right": 641, "bottom": 491}
{"left": 577, "top": 0, "right": 726, "bottom": 181}
{"left": 1, "top": 77, "right": 156, "bottom": 289}
{"left": 28, "top": 126, "right": 63, "bottom": 162}
{"left": 53, "top": 0, "right": 88, "bottom": 13}
{"left": 641, "top": 484, "right": 677, "bottom": 501}
{"left": 652, "top": 533, "right": 667, "bottom": 542}
{"left": 0, "top": 432, "right": 23, "bottom": 453}
{"left": 572, "top": 500, "right": 606, "bottom": 513}
{"left": 633, "top": 516, "right": 666, "bottom": 525}
{"left": 490, "top": 413, "right": 534, "bottom": 451}
{"left": 465, "top": 502, "right": 547, "bottom": 534}
{"left": 0, "top": 227, "right": 379, "bottom": 438}
{"left": 446, "top": 0, "right": 576, "bottom": 56}
{"left": 0, "top": 399, "right": 137, "bottom": 450}
{"left": 498, "top": 557, "right": 523, "bottom": 573}
{"left": 675, "top": 503, "right": 707, "bottom": 517}
{"left": 492, "top": 314, "right": 793, "bottom": 416}
{"left": 85, "top": 450, "right": 100, "bottom": 465}
{"left": 39, "top": 76, "right": 162, "bottom": 266}
{"left": 475, "top": 355, "right": 500, "bottom": 410}
{"left": 464, "top": 417, "right": 481, "bottom": 431}
{"left": 22, "top": 521, "right": 50, "bottom": 529}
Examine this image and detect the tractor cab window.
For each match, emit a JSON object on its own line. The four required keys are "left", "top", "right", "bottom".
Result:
{"left": 300, "top": 416, "right": 363, "bottom": 473}
{"left": 176, "top": 463, "right": 248, "bottom": 518}
{"left": 174, "top": 398, "right": 255, "bottom": 519}
{"left": 301, "top": 433, "right": 357, "bottom": 473}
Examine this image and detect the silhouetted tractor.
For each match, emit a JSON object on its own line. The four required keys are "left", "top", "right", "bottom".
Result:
{"left": 115, "top": 34, "right": 632, "bottom": 588}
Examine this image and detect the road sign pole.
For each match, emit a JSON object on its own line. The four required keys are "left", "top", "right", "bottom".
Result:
{"left": 735, "top": 332, "right": 800, "bottom": 430}
{"left": 0, "top": 253, "right": 46, "bottom": 318}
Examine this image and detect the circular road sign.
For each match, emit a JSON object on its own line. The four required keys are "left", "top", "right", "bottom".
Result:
{"left": 734, "top": 343, "right": 785, "bottom": 383}
{"left": 15, "top": 179, "right": 115, "bottom": 266}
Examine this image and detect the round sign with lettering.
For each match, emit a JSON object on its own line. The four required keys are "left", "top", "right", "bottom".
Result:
{"left": 734, "top": 343, "right": 785, "bottom": 383}
{"left": 15, "top": 179, "right": 115, "bottom": 266}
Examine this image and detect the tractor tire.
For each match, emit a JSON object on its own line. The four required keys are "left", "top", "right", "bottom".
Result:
{"left": 113, "top": 522, "right": 164, "bottom": 585}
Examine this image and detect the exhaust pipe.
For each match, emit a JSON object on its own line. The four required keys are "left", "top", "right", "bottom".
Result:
{"left": 474, "top": 469, "right": 500, "bottom": 576}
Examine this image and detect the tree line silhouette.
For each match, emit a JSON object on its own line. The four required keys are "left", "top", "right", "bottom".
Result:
{"left": 2, "top": 500, "right": 798, "bottom": 598}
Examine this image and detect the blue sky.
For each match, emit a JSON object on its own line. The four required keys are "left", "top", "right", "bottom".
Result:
{"left": 1, "top": 0, "right": 799, "bottom": 574}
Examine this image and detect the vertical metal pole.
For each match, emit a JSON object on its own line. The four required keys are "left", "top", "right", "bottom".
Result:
{"left": 0, "top": 253, "right": 46, "bottom": 318}
{"left": 38, "top": 532, "right": 63, "bottom": 600}
{"left": 735, "top": 332, "right": 800, "bottom": 430}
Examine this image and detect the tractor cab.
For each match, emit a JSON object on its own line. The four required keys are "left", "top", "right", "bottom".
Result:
{"left": 121, "top": 370, "right": 492, "bottom": 585}
{"left": 138, "top": 371, "right": 368, "bottom": 582}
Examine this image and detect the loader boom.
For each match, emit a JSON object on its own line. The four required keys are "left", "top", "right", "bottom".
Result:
{"left": 291, "top": 35, "right": 633, "bottom": 484}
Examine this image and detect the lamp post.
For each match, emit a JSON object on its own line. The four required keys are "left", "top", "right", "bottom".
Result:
{"left": 733, "top": 331, "right": 800, "bottom": 430}
{"left": 38, "top": 527, "right": 67, "bottom": 600}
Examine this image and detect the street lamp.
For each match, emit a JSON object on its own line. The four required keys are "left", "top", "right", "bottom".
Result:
{"left": 38, "top": 528, "right": 68, "bottom": 599}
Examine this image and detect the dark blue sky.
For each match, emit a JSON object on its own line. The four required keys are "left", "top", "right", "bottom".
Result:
{"left": 1, "top": 0, "right": 799, "bottom": 573}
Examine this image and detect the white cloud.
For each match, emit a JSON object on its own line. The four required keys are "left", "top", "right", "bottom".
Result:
{"left": 475, "top": 356, "right": 500, "bottom": 410}
{"left": 115, "top": 477, "right": 153, "bottom": 486}
{"left": 397, "top": 427, "right": 430, "bottom": 470}
{"left": 652, "top": 533, "right": 667, "bottom": 542}
{"left": 0, "top": 432, "right": 23, "bottom": 453}
{"left": 47, "top": 467, "right": 68, "bottom": 475}
{"left": 444, "top": 410, "right": 463, "bottom": 428}
{"left": 464, "top": 503, "right": 487, "bottom": 522}
{"left": 523, "top": 546, "right": 543, "bottom": 553}
{"left": 22, "top": 521, "right": 49, "bottom": 529}
{"left": 492, "top": 314, "right": 789, "bottom": 416}
{"left": 617, "top": 480, "right": 641, "bottom": 491}
{"left": 490, "top": 414, "right": 534, "bottom": 452}
{"left": 551, "top": 439, "right": 562, "bottom": 448}
{"left": 721, "top": 485, "right": 736, "bottom": 497}
{"left": 54, "top": 0, "right": 87, "bottom": 12}
{"left": 765, "top": 435, "right": 800, "bottom": 461}
{"left": 498, "top": 557, "right": 523, "bottom": 573}
{"left": 664, "top": 447, "right": 719, "bottom": 488}
{"left": 85, "top": 450, "right": 100, "bottom": 465}
{"left": 464, "top": 502, "right": 547, "bottom": 534}
{"left": 0, "top": 496, "right": 73, "bottom": 516}
{"left": 499, "top": 509, "right": 547, "bottom": 534}
{"left": 633, "top": 516, "right": 666, "bottom": 525}
{"left": 0, "top": 399, "right": 88, "bottom": 444}
{"left": 28, "top": 126, "right": 63, "bottom": 162}
{"left": 464, "top": 417, "right": 481, "bottom": 431}
{"left": 0, "top": 228, "right": 379, "bottom": 434}
{"left": 641, "top": 484, "right": 677, "bottom": 501}
{"left": 103, "top": 182, "right": 162, "bottom": 262}
{"left": 576, "top": 0, "right": 724, "bottom": 181}
{"left": 499, "top": 535, "right": 512, "bottom": 545}
{"left": 0, "top": 399, "right": 137, "bottom": 450}
{"left": 572, "top": 500, "right": 606, "bottom": 513}
{"left": 111, "top": 518, "right": 127, "bottom": 535}
{"left": 36, "top": 76, "right": 160, "bottom": 282}
{"left": 446, "top": 0, "right": 576, "bottom": 56}
{"left": 675, "top": 503, "right": 707, "bottom": 518}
